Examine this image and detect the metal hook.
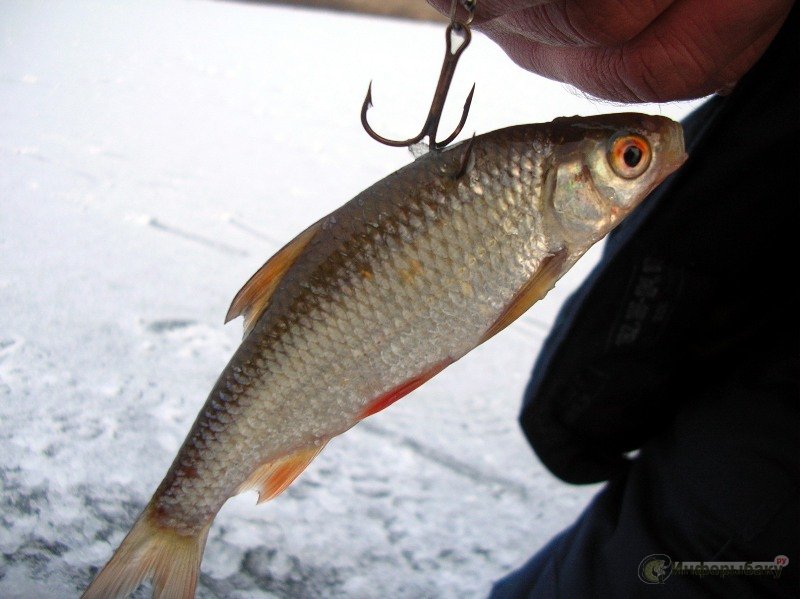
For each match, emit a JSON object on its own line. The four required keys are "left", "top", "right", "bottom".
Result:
{"left": 361, "top": 0, "right": 477, "bottom": 151}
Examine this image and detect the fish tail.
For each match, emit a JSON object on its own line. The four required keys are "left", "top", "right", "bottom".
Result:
{"left": 82, "top": 503, "right": 211, "bottom": 599}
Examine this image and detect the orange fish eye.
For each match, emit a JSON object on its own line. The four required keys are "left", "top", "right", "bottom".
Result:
{"left": 608, "top": 134, "right": 652, "bottom": 179}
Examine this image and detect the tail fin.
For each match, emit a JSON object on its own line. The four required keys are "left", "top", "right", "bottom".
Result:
{"left": 82, "top": 504, "right": 211, "bottom": 599}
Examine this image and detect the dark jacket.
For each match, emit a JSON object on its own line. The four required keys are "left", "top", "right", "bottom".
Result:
{"left": 498, "top": 5, "right": 799, "bottom": 598}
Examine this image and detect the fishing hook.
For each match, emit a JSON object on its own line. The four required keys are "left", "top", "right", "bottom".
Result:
{"left": 361, "top": 0, "right": 477, "bottom": 151}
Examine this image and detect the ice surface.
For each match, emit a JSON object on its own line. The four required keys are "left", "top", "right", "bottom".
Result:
{"left": 0, "top": 1, "right": 704, "bottom": 597}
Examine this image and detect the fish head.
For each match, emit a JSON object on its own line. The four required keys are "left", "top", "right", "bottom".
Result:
{"left": 546, "top": 113, "right": 687, "bottom": 246}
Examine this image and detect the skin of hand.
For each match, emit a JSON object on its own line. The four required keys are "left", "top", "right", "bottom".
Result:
{"left": 428, "top": 0, "right": 794, "bottom": 102}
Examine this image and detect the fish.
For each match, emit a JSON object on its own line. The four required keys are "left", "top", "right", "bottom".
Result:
{"left": 83, "top": 112, "right": 686, "bottom": 598}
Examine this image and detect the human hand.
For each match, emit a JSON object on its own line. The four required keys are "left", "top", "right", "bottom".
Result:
{"left": 428, "top": 0, "right": 794, "bottom": 102}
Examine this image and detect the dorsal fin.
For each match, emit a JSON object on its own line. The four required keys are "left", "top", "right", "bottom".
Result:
{"left": 236, "top": 444, "right": 327, "bottom": 504}
{"left": 479, "top": 248, "right": 569, "bottom": 344}
{"left": 225, "top": 219, "right": 323, "bottom": 336}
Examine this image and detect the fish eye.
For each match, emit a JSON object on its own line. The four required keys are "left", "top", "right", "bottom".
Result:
{"left": 608, "top": 134, "right": 651, "bottom": 179}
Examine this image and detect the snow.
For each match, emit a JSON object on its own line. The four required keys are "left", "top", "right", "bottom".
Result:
{"left": 0, "top": 1, "right": 704, "bottom": 597}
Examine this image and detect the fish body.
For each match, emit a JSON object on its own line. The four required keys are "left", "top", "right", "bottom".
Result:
{"left": 84, "top": 113, "right": 686, "bottom": 598}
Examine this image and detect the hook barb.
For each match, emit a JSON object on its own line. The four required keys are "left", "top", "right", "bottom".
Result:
{"left": 361, "top": 0, "right": 477, "bottom": 152}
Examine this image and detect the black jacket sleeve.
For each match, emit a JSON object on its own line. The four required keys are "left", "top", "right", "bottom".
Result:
{"left": 519, "top": 6, "right": 799, "bottom": 485}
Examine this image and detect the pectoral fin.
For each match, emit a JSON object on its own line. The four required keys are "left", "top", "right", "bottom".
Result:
{"left": 226, "top": 219, "right": 322, "bottom": 336}
{"left": 237, "top": 444, "right": 327, "bottom": 504}
{"left": 479, "top": 248, "right": 569, "bottom": 344}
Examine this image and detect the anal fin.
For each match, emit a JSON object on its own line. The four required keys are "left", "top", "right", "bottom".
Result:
{"left": 237, "top": 444, "right": 327, "bottom": 504}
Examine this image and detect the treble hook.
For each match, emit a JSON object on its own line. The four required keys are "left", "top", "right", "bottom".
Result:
{"left": 361, "top": 0, "right": 477, "bottom": 151}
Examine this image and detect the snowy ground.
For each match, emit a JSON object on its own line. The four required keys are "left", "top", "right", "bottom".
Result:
{"left": 0, "top": 2, "right": 704, "bottom": 597}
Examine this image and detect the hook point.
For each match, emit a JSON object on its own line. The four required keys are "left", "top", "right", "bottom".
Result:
{"left": 364, "top": 81, "right": 374, "bottom": 107}
{"left": 464, "top": 83, "right": 476, "bottom": 109}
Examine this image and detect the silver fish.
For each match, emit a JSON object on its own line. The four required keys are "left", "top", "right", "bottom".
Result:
{"left": 83, "top": 113, "right": 686, "bottom": 598}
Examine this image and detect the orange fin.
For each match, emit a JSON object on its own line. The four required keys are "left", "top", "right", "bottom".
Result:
{"left": 82, "top": 503, "right": 211, "bottom": 599}
{"left": 358, "top": 358, "right": 454, "bottom": 419}
{"left": 480, "top": 248, "right": 569, "bottom": 344}
{"left": 237, "top": 444, "right": 326, "bottom": 504}
{"left": 225, "top": 219, "right": 323, "bottom": 336}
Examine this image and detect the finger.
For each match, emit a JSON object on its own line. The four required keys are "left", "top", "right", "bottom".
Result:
{"left": 482, "top": 0, "right": 675, "bottom": 47}
{"left": 481, "top": 28, "right": 637, "bottom": 99}
{"left": 482, "top": 0, "right": 792, "bottom": 102}
{"left": 426, "top": 0, "right": 552, "bottom": 26}
{"left": 614, "top": 0, "right": 792, "bottom": 100}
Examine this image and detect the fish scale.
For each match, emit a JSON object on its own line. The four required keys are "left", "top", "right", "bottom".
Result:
{"left": 83, "top": 113, "right": 686, "bottom": 598}
{"left": 160, "top": 141, "right": 548, "bottom": 529}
